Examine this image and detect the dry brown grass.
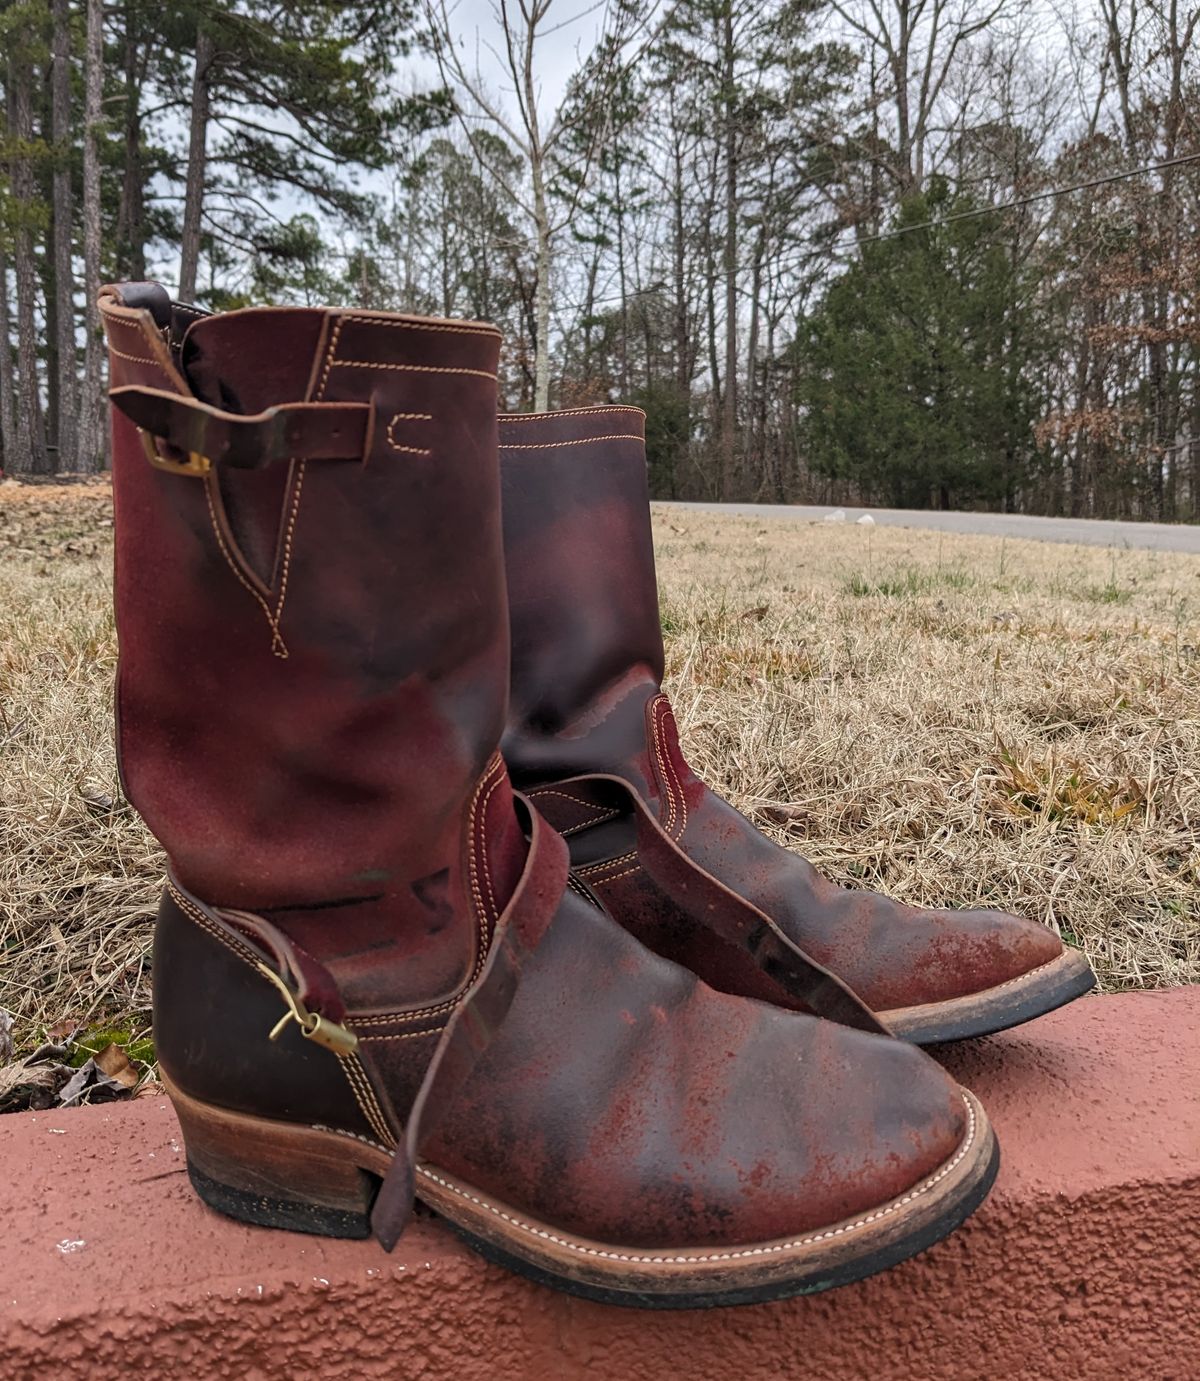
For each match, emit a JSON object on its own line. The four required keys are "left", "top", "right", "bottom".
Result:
{"left": 654, "top": 507, "right": 1200, "bottom": 993}
{"left": 1, "top": 483, "right": 1196, "bottom": 1059}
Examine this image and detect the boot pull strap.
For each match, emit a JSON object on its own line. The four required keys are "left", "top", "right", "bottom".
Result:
{"left": 109, "top": 384, "right": 372, "bottom": 476}
{"left": 369, "top": 798, "right": 570, "bottom": 1251}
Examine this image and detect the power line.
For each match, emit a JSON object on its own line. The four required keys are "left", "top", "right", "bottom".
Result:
{"left": 845, "top": 149, "right": 1200, "bottom": 246}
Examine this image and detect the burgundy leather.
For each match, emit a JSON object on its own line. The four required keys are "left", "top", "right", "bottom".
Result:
{"left": 499, "top": 407, "right": 1064, "bottom": 1013}
{"left": 107, "top": 289, "right": 978, "bottom": 1265}
{"left": 104, "top": 287, "right": 528, "bottom": 1021}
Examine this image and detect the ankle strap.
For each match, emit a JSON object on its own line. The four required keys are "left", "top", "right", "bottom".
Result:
{"left": 110, "top": 384, "right": 372, "bottom": 476}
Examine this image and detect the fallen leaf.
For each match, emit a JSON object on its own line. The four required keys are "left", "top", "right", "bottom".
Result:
{"left": 740, "top": 605, "right": 769, "bottom": 622}
{"left": 94, "top": 1042, "right": 140, "bottom": 1090}
{"left": 57, "top": 1057, "right": 128, "bottom": 1108}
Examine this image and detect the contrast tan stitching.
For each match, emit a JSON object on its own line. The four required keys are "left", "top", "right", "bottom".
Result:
{"left": 659, "top": 701, "right": 688, "bottom": 839}
{"left": 171, "top": 882, "right": 397, "bottom": 1148}
{"left": 590, "top": 864, "right": 641, "bottom": 885}
{"left": 316, "top": 315, "right": 346, "bottom": 403}
{"left": 340, "top": 1050, "right": 396, "bottom": 1146}
{"left": 203, "top": 480, "right": 285, "bottom": 656}
{"left": 501, "top": 407, "right": 643, "bottom": 422}
{"left": 105, "top": 342, "right": 170, "bottom": 373}
{"left": 410, "top": 1095, "right": 980, "bottom": 1264}
{"left": 527, "top": 788, "right": 621, "bottom": 834}
{"left": 167, "top": 883, "right": 260, "bottom": 970}
{"left": 386, "top": 412, "right": 432, "bottom": 456}
{"left": 650, "top": 699, "right": 678, "bottom": 836}
{"left": 338, "top": 315, "right": 501, "bottom": 339}
{"left": 578, "top": 851, "right": 637, "bottom": 880}
{"left": 358, "top": 1027, "right": 444, "bottom": 1043}
{"left": 883, "top": 952, "right": 1067, "bottom": 1018}
{"left": 269, "top": 461, "right": 305, "bottom": 658}
{"left": 476, "top": 767, "right": 506, "bottom": 925}
{"left": 332, "top": 360, "right": 497, "bottom": 381}
{"left": 498, "top": 434, "right": 642, "bottom": 451}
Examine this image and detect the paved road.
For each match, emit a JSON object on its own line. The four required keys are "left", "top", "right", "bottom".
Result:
{"left": 657, "top": 501, "right": 1200, "bottom": 554}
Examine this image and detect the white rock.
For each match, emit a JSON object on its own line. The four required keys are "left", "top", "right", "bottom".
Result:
{"left": 823, "top": 509, "right": 846, "bottom": 523}
{"left": 856, "top": 514, "right": 876, "bottom": 526}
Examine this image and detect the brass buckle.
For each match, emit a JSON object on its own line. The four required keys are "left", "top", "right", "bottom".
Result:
{"left": 255, "top": 963, "right": 359, "bottom": 1056}
{"left": 139, "top": 428, "right": 212, "bottom": 478}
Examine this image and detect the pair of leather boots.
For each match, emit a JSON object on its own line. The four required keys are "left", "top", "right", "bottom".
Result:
{"left": 100, "top": 284, "right": 1095, "bottom": 1309}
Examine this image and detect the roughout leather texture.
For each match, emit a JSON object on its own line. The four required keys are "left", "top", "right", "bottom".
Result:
{"left": 499, "top": 406, "right": 1068, "bottom": 1014}
{"left": 104, "top": 289, "right": 988, "bottom": 1273}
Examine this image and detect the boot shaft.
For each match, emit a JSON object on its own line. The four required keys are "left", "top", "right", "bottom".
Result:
{"left": 499, "top": 406, "right": 665, "bottom": 790}
{"left": 103, "top": 284, "right": 526, "bottom": 1008}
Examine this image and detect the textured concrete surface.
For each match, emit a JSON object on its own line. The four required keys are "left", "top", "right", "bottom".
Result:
{"left": 659, "top": 500, "right": 1200, "bottom": 553}
{"left": 1, "top": 988, "right": 1197, "bottom": 1380}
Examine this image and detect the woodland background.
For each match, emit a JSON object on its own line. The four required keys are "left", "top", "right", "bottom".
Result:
{"left": 0, "top": 0, "right": 1198, "bottom": 518}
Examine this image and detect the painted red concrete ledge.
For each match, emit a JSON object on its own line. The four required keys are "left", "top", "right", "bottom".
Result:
{"left": 2, "top": 989, "right": 1197, "bottom": 1380}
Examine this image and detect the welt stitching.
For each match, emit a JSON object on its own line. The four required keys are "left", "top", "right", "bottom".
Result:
{"left": 498, "top": 434, "right": 642, "bottom": 451}
{"left": 411, "top": 1095, "right": 979, "bottom": 1264}
{"left": 885, "top": 953, "right": 1064, "bottom": 1013}
{"left": 203, "top": 480, "right": 284, "bottom": 655}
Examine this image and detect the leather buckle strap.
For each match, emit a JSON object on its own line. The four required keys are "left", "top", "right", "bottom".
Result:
{"left": 369, "top": 799, "right": 570, "bottom": 1250}
{"left": 540, "top": 773, "right": 888, "bottom": 1036}
{"left": 110, "top": 384, "right": 373, "bottom": 475}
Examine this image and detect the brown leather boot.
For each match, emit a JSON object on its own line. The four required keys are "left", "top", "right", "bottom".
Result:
{"left": 103, "top": 285, "right": 997, "bottom": 1307}
{"left": 499, "top": 406, "right": 1096, "bottom": 1044}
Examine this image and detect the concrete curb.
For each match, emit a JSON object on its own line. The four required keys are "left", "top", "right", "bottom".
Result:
{"left": 2, "top": 988, "right": 1197, "bottom": 1379}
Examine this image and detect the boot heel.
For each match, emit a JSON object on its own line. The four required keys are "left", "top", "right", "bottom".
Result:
{"left": 165, "top": 1075, "right": 389, "bottom": 1240}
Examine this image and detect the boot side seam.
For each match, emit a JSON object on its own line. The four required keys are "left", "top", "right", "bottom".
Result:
{"left": 167, "top": 882, "right": 398, "bottom": 1147}
{"left": 650, "top": 696, "right": 688, "bottom": 840}
{"left": 339, "top": 1050, "right": 397, "bottom": 1147}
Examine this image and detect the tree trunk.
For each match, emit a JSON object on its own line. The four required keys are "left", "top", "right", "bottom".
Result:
{"left": 179, "top": 27, "right": 216, "bottom": 303}
{"left": 118, "top": 3, "right": 147, "bottom": 280}
{"left": 720, "top": 0, "right": 738, "bottom": 501}
{"left": 78, "top": 0, "right": 106, "bottom": 473}
{"left": 12, "top": 52, "right": 47, "bottom": 474}
{"left": 0, "top": 253, "right": 16, "bottom": 469}
{"left": 51, "top": 0, "right": 76, "bottom": 472}
{"left": 531, "top": 163, "right": 551, "bottom": 411}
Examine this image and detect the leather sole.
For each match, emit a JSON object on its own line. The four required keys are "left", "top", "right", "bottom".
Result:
{"left": 881, "top": 947, "right": 1096, "bottom": 1045}
{"left": 163, "top": 1074, "right": 998, "bottom": 1309}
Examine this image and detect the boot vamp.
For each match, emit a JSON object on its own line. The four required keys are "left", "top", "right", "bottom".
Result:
{"left": 422, "top": 886, "right": 968, "bottom": 1249}
{"left": 680, "top": 789, "right": 1063, "bottom": 1012}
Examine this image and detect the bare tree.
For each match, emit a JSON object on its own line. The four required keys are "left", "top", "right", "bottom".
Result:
{"left": 10, "top": 45, "right": 46, "bottom": 474}
{"left": 179, "top": 24, "right": 217, "bottom": 303}
{"left": 51, "top": 0, "right": 77, "bottom": 472}
{"left": 426, "top": 0, "right": 645, "bottom": 409}
{"left": 78, "top": 0, "right": 106, "bottom": 472}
